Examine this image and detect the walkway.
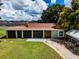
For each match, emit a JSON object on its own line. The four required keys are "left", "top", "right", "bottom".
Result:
{"left": 27, "top": 39, "right": 49, "bottom": 42}
{"left": 44, "top": 41, "right": 79, "bottom": 59}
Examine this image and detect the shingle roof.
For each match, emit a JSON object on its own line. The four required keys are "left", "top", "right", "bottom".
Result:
{"left": 6, "top": 23, "right": 59, "bottom": 30}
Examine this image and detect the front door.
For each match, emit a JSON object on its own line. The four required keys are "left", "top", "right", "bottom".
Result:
{"left": 45, "top": 31, "right": 51, "bottom": 38}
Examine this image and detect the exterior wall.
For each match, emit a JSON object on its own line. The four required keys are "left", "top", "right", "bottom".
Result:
{"left": 51, "top": 30, "right": 59, "bottom": 38}
{"left": 51, "top": 30, "right": 64, "bottom": 38}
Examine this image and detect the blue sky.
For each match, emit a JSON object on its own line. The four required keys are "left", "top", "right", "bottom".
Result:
{"left": 0, "top": 0, "right": 72, "bottom": 21}
{"left": 44, "top": 0, "right": 64, "bottom": 6}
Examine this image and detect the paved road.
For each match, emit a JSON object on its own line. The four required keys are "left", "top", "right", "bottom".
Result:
{"left": 44, "top": 41, "right": 79, "bottom": 59}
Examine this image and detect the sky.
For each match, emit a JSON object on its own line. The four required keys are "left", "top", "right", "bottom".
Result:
{"left": 0, "top": 0, "right": 72, "bottom": 21}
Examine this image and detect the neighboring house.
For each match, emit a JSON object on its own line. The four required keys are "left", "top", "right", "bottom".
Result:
{"left": 5, "top": 23, "right": 64, "bottom": 39}
{"left": 66, "top": 29, "right": 79, "bottom": 45}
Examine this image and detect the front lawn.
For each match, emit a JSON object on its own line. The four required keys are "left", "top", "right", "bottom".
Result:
{"left": 0, "top": 29, "right": 6, "bottom": 38}
{"left": 0, "top": 39, "right": 62, "bottom": 59}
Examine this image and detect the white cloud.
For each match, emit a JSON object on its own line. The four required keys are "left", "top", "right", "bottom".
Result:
{"left": 51, "top": 0, "right": 56, "bottom": 4}
{"left": 64, "top": 0, "right": 72, "bottom": 8}
{"left": 0, "top": 0, "right": 73, "bottom": 21}
{"left": 1, "top": 1, "right": 14, "bottom": 10}
{"left": 0, "top": 0, "right": 48, "bottom": 21}
{"left": 35, "top": 0, "right": 48, "bottom": 10}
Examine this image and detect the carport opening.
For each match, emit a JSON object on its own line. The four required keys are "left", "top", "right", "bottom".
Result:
{"left": 7, "top": 30, "right": 16, "bottom": 38}
{"left": 17, "top": 31, "right": 22, "bottom": 38}
{"left": 23, "top": 30, "right": 32, "bottom": 38}
{"left": 33, "top": 31, "right": 43, "bottom": 38}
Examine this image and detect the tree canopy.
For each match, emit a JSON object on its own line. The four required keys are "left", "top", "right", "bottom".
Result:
{"left": 72, "top": 0, "right": 79, "bottom": 10}
{"left": 41, "top": 4, "right": 63, "bottom": 23}
{"left": 39, "top": 1, "right": 79, "bottom": 30}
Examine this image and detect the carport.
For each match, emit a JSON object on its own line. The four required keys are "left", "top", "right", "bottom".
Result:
{"left": 6, "top": 30, "right": 51, "bottom": 38}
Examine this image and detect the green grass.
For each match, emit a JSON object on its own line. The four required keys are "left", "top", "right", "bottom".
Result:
{"left": 0, "top": 40, "right": 62, "bottom": 59}
{"left": 0, "top": 29, "right": 6, "bottom": 38}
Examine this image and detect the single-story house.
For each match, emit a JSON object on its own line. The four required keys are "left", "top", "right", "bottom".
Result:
{"left": 5, "top": 23, "right": 65, "bottom": 38}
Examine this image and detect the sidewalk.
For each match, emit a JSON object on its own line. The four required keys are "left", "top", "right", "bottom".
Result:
{"left": 27, "top": 39, "right": 49, "bottom": 42}
{"left": 44, "top": 41, "right": 79, "bottom": 59}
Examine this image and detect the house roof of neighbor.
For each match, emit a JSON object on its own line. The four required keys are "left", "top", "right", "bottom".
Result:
{"left": 6, "top": 23, "right": 63, "bottom": 31}
{"left": 66, "top": 29, "right": 79, "bottom": 41}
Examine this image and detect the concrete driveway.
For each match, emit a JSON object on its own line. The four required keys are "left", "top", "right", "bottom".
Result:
{"left": 44, "top": 41, "right": 79, "bottom": 59}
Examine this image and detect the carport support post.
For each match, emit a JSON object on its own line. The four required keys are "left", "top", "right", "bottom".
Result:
{"left": 43, "top": 30, "right": 45, "bottom": 38}
{"left": 6, "top": 30, "right": 8, "bottom": 38}
{"left": 22, "top": 30, "right": 23, "bottom": 38}
{"left": 16, "top": 31, "right": 18, "bottom": 38}
{"left": 32, "top": 30, "right": 33, "bottom": 38}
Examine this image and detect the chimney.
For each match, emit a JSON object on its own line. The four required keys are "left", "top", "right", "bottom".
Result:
{"left": 26, "top": 22, "right": 29, "bottom": 27}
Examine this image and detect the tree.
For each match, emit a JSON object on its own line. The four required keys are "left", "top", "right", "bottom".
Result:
{"left": 40, "top": 3, "right": 79, "bottom": 30}
{"left": 57, "top": 7, "right": 72, "bottom": 30}
{"left": 41, "top": 4, "right": 63, "bottom": 23}
{"left": 68, "top": 9, "right": 79, "bottom": 29}
{"left": 40, "top": 4, "right": 72, "bottom": 30}
{"left": 72, "top": 0, "right": 79, "bottom": 10}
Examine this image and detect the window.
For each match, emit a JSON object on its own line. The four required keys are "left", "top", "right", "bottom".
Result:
{"left": 59, "top": 31, "right": 64, "bottom": 37}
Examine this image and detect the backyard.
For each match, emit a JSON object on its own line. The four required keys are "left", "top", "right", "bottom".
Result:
{"left": 0, "top": 39, "right": 62, "bottom": 59}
